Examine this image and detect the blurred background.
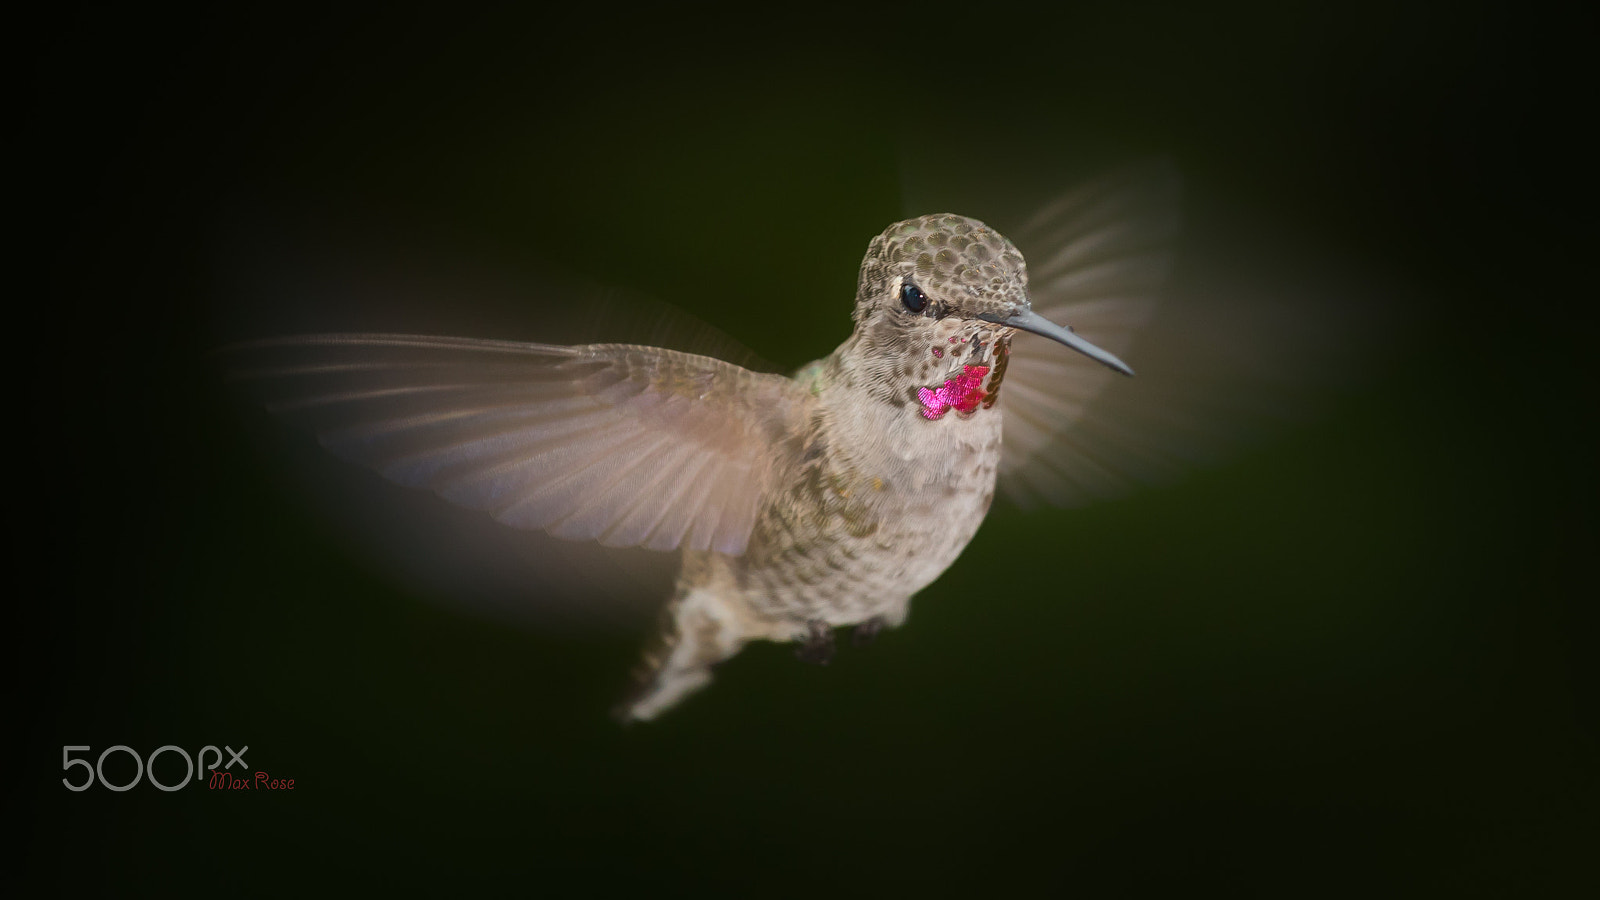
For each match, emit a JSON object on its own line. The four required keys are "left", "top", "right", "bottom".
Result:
{"left": 27, "top": 2, "right": 1592, "bottom": 894}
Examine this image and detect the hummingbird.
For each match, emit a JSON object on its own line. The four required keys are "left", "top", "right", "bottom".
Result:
{"left": 226, "top": 165, "right": 1179, "bottom": 720}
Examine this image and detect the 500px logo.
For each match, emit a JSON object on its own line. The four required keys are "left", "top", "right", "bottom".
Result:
{"left": 61, "top": 745, "right": 295, "bottom": 792}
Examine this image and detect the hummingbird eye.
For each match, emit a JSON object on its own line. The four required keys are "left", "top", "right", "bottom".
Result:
{"left": 899, "top": 281, "right": 929, "bottom": 314}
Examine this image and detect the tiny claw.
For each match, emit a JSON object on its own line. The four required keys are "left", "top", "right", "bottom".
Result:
{"left": 853, "top": 617, "right": 885, "bottom": 648}
{"left": 795, "top": 620, "right": 835, "bottom": 666}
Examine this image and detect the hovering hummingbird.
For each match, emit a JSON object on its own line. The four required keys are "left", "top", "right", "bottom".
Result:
{"left": 227, "top": 165, "right": 1180, "bottom": 720}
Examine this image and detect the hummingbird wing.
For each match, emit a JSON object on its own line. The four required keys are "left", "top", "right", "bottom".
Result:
{"left": 224, "top": 334, "right": 807, "bottom": 555}
{"left": 996, "top": 163, "right": 1188, "bottom": 506}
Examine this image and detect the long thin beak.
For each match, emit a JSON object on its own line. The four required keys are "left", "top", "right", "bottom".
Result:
{"left": 979, "top": 309, "right": 1135, "bottom": 376}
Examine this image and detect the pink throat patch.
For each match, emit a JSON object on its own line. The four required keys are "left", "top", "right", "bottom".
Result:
{"left": 918, "top": 365, "right": 990, "bottom": 420}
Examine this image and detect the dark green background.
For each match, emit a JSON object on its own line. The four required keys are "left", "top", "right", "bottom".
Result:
{"left": 28, "top": 3, "right": 1592, "bottom": 895}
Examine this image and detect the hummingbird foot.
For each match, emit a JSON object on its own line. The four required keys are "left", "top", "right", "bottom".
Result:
{"left": 795, "top": 620, "right": 835, "bottom": 666}
{"left": 852, "top": 617, "right": 885, "bottom": 648}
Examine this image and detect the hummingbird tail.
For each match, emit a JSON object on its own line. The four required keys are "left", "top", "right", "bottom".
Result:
{"left": 614, "top": 581, "right": 747, "bottom": 722}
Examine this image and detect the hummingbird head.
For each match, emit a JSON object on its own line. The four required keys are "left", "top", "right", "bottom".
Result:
{"left": 844, "top": 214, "right": 1133, "bottom": 418}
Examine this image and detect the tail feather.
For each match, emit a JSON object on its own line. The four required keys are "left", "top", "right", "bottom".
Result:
{"left": 615, "top": 578, "right": 748, "bottom": 722}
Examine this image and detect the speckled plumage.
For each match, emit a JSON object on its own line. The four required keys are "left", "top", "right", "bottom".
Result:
{"left": 227, "top": 166, "right": 1180, "bottom": 721}
{"left": 623, "top": 215, "right": 1028, "bottom": 719}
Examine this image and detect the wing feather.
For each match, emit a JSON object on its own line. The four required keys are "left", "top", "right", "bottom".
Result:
{"left": 998, "top": 162, "right": 1184, "bottom": 506}
{"left": 645, "top": 449, "right": 722, "bottom": 551}
{"left": 224, "top": 334, "right": 808, "bottom": 554}
{"left": 596, "top": 438, "right": 703, "bottom": 548}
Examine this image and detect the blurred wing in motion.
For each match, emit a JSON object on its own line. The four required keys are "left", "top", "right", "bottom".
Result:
{"left": 990, "top": 158, "right": 1388, "bottom": 507}
{"left": 999, "top": 162, "right": 1184, "bottom": 506}
{"left": 224, "top": 335, "right": 809, "bottom": 556}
